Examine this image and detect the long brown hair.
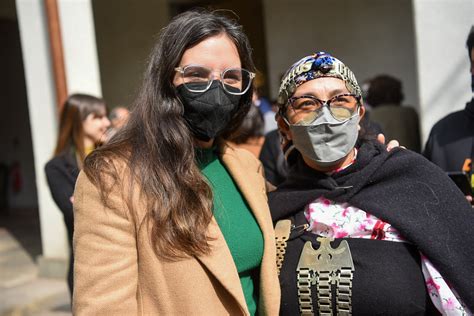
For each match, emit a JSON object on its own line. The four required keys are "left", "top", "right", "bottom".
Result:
{"left": 54, "top": 93, "right": 107, "bottom": 166}
{"left": 84, "top": 9, "right": 256, "bottom": 259}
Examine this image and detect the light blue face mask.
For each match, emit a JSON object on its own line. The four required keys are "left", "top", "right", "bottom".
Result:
{"left": 289, "top": 107, "right": 359, "bottom": 167}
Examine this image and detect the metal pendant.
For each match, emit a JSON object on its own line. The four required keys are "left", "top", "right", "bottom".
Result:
{"left": 297, "top": 237, "right": 355, "bottom": 316}
{"left": 275, "top": 219, "right": 292, "bottom": 275}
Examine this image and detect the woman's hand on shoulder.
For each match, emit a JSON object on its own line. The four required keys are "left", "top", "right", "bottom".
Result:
{"left": 465, "top": 195, "right": 473, "bottom": 204}
{"left": 377, "top": 133, "right": 406, "bottom": 152}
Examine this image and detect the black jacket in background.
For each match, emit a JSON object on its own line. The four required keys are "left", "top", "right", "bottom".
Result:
{"left": 45, "top": 151, "right": 79, "bottom": 240}
{"left": 259, "top": 130, "right": 288, "bottom": 186}
{"left": 423, "top": 99, "right": 474, "bottom": 171}
{"left": 44, "top": 150, "right": 79, "bottom": 297}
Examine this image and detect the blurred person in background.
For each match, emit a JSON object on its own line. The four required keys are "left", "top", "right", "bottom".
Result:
{"left": 227, "top": 104, "right": 266, "bottom": 158}
{"left": 424, "top": 26, "right": 474, "bottom": 195}
{"left": 252, "top": 71, "right": 272, "bottom": 115}
{"left": 44, "top": 93, "right": 110, "bottom": 299}
{"left": 106, "top": 106, "right": 130, "bottom": 141}
{"left": 367, "top": 74, "right": 421, "bottom": 152}
{"left": 109, "top": 106, "right": 130, "bottom": 130}
{"left": 263, "top": 99, "right": 279, "bottom": 134}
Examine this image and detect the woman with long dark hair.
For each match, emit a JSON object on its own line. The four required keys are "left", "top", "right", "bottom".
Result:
{"left": 45, "top": 93, "right": 110, "bottom": 298}
{"left": 72, "top": 10, "right": 280, "bottom": 315}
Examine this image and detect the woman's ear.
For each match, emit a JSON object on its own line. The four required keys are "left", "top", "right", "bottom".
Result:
{"left": 358, "top": 105, "right": 366, "bottom": 122}
{"left": 276, "top": 113, "right": 292, "bottom": 140}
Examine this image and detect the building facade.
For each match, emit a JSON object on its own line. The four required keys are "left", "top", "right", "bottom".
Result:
{"left": 3, "top": 0, "right": 473, "bottom": 274}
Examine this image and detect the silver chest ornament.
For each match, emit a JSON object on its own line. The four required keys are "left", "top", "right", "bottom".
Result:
{"left": 297, "top": 237, "right": 355, "bottom": 316}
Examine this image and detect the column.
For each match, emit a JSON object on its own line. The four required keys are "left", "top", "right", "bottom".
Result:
{"left": 413, "top": 0, "right": 473, "bottom": 143}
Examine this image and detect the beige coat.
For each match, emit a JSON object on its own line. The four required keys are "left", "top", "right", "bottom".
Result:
{"left": 73, "top": 143, "right": 280, "bottom": 315}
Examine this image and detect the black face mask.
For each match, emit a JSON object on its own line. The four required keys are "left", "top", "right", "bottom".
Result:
{"left": 177, "top": 81, "right": 241, "bottom": 141}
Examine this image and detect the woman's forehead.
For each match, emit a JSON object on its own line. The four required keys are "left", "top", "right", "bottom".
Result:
{"left": 88, "top": 106, "right": 107, "bottom": 117}
{"left": 179, "top": 34, "right": 241, "bottom": 69}
{"left": 294, "top": 77, "right": 348, "bottom": 96}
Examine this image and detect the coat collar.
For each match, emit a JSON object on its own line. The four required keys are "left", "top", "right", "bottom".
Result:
{"left": 196, "top": 216, "right": 249, "bottom": 315}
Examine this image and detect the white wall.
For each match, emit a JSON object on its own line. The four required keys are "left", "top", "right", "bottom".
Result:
{"left": 16, "top": 0, "right": 103, "bottom": 272}
{"left": 413, "top": 0, "right": 473, "bottom": 143}
{"left": 16, "top": 0, "right": 67, "bottom": 259}
{"left": 58, "top": 0, "right": 102, "bottom": 96}
{"left": 92, "top": 0, "right": 170, "bottom": 108}
{"left": 263, "top": 0, "right": 419, "bottom": 109}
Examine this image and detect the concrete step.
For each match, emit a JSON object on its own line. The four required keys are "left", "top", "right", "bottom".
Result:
{"left": 0, "top": 228, "right": 37, "bottom": 288}
{"left": 0, "top": 278, "right": 70, "bottom": 316}
{"left": 0, "top": 215, "right": 70, "bottom": 316}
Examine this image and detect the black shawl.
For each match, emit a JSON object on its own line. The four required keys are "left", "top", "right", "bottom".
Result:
{"left": 269, "top": 140, "right": 474, "bottom": 309}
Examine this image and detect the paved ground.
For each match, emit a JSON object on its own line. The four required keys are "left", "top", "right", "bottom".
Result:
{"left": 0, "top": 208, "right": 71, "bottom": 316}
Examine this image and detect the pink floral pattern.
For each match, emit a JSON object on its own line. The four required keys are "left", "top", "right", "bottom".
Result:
{"left": 304, "top": 197, "right": 470, "bottom": 316}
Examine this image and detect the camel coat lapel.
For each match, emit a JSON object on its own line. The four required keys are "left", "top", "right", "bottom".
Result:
{"left": 195, "top": 143, "right": 280, "bottom": 315}
{"left": 195, "top": 215, "right": 249, "bottom": 315}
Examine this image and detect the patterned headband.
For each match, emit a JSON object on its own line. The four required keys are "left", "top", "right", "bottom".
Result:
{"left": 277, "top": 52, "right": 362, "bottom": 107}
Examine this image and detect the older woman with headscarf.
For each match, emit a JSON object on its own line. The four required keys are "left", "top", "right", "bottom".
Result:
{"left": 270, "top": 52, "right": 474, "bottom": 315}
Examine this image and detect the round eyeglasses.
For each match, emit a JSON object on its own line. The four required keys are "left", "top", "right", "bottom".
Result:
{"left": 175, "top": 65, "right": 255, "bottom": 96}
{"left": 287, "top": 93, "right": 361, "bottom": 123}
